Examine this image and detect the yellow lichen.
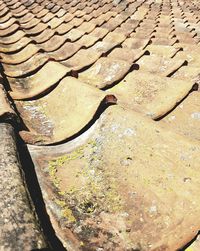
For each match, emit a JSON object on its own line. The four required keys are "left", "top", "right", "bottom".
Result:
{"left": 55, "top": 199, "right": 76, "bottom": 222}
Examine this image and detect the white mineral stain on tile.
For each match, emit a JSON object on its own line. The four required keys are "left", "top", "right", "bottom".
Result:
{"left": 191, "top": 112, "right": 200, "bottom": 120}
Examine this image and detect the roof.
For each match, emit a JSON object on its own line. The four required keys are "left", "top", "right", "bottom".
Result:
{"left": 0, "top": 0, "right": 200, "bottom": 250}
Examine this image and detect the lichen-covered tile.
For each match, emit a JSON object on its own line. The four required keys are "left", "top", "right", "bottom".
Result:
{"left": 28, "top": 105, "right": 200, "bottom": 251}
{"left": 136, "top": 54, "right": 186, "bottom": 76}
{"left": 163, "top": 91, "right": 200, "bottom": 141}
{"left": 16, "top": 77, "right": 116, "bottom": 144}
{"left": 107, "top": 71, "right": 194, "bottom": 119}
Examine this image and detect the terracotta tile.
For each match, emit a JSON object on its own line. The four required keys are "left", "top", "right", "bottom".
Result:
{"left": 132, "top": 29, "right": 155, "bottom": 39}
{"left": 41, "top": 12, "right": 55, "bottom": 23}
{"left": 73, "top": 9, "right": 85, "bottom": 18}
{"left": 48, "top": 42, "right": 81, "bottom": 61}
{"left": 77, "top": 22, "right": 95, "bottom": 34}
{"left": 136, "top": 54, "right": 186, "bottom": 76}
{"left": 0, "top": 17, "right": 16, "bottom": 29}
{"left": 31, "top": 28, "right": 55, "bottom": 43}
{"left": 0, "top": 23, "right": 19, "bottom": 36}
{"left": 163, "top": 91, "right": 200, "bottom": 141}
{"left": 79, "top": 57, "right": 131, "bottom": 88}
{"left": 39, "top": 35, "right": 66, "bottom": 52}
{"left": 8, "top": 61, "right": 70, "bottom": 99}
{"left": 107, "top": 71, "right": 194, "bottom": 119}
{"left": 0, "top": 30, "right": 25, "bottom": 44}
{"left": 2, "top": 1, "right": 200, "bottom": 249}
{"left": 48, "top": 17, "right": 64, "bottom": 29}
{"left": 51, "top": 5, "right": 61, "bottom": 14}
{"left": 0, "top": 12, "right": 12, "bottom": 23}
{"left": 0, "top": 37, "right": 33, "bottom": 53}
{"left": 0, "top": 3, "right": 6, "bottom": 11}
{"left": 152, "top": 37, "right": 178, "bottom": 46}
{"left": 28, "top": 3, "right": 39, "bottom": 11}
{"left": 122, "top": 37, "right": 150, "bottom": 49}
{"left": 61, "top": 49, "right": 101, "bottom": 71}
{"left": 11, "top": 5, "right": 26, "bottom": 14}
{"left": 108, "top": 47, "right": 146, "bottom": 62}
{"left": 31, "top": 5, "right": 43, "bottom": 13}
{"left": 63, "top": 28, "right": 84, "bottom": 41}
{"left": 17, "top": 77, "right": 112, "bottom": 144}
{"left": 24, "top": 0, "right": 35, "bottom": 7}
{"left": 35, "top": 9, "right": 49, "bottom": 18}
{"left": 102, "top": 17, "right": 124, "bottom": 31}
{"left": 62, "top": 12, "right": 74, "bottom": 22}
{"left": 145, "top": 44, "right": 181, "bottom": 58}
{"left": 55, "top": 8, "right": 67, "bottom": 18}
{"left": 46, "top": 3, "right": 55, "bottom": 10}
{"left": 0, "top": 84, "right": 16, "bottom": 118}
{"left": 24, "top": 23, "right": 48, "bottom": 35}
{"left": 103, "top": 31, "right": 126, "bottom": 44}
{"left": 1, "top": 42, "right": 39, "bottom": 64}
{"left": 171, "top": 65, "right": 200, "bottom": 80}
{"left": 55, "top": 23, "right": 73, "bottom": 35}
{"left": 18, "top": 12, "right": 35, "bottom": 23}
{"left": 0, "top": 7, "right": 9, "bottom": 18}
{"left": 89, "top": 27, "right": 109, "bottom": 39}
{"left": 75, "top": 34, "right": 99, "bottom": 48}
{"left": 91, "top": 40, "right": 118, "bottom": 54}
{"left": 68, "top": 17, "right": 84, "bottom": 27}
{"left": 2, "top": 53, "right": 49, "bottom": 77}
{"left": 28, "top": 104, "right": 200, "bottom": 250}
{"left": 21, "top": 18, "right": 40, "bottom": 29}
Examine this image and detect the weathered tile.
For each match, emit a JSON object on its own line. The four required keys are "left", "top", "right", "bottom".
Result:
{"left": 17, "top": 77, "right": 116, "bottom": 144}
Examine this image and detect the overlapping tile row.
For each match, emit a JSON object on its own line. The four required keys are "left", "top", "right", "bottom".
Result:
{"left": 1, "top": 0, "right": 200, "bottom": 250}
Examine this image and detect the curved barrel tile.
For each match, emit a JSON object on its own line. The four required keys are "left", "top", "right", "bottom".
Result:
{"left": 0, "top": 37, "right": 32, "bottom": 53}
{"left": 8, "top": 61, "right": 71, "bottom": 99}
{"left": 24, "top": 22, "right": 48, "bottom": 35}
{"left": 136, "top": 54, "right": 187, "bottom": 77}
{"left": 145, "top": 44, "right": 181, "bottom": 58}
{"left": 16, "top": 77, "right": 116, "bottom": 144}
{"left": 61, "top": 49, "right": 101, "bottom": 71}
{"left": 28, "top": 105, "right": 200, "bottom": 251}
{"left": 38, "top": 35, "right": 66, "bottom": 52}
{"left": 0, "top": 17, "right": 17, "bottom": 29}
{"left": 107, "top": 71, "right": 195, "bottom": 119}
{"left": 79, "top": 57, "right": 131, "bottom": 89}
{"left": 21, "top": 18, "right": 41, "bottom": 29}
{"left": 0, "top": 23, "right": 19, "bottom": 36}
{"left": 0, "top": 30, "right": 25, "bottom": 44}
{"left": 18, "top": 12, "right": 35, "bottom": 23}
{"left": 2, "top": 53, "right": 49, "bottom": 77}
{"left": 108, "top": 47, "right": 146, "bottom": 62}
{"left": 48, "top": 42, "right": 81, "bottom": 61}
{"left": 163, "top": 91, "right": 200, "bottom": 141}
{"left": 31, "top": 28, "right": 55, "bottom": 43}
{"left": 0, "top": 43, "right": 40, "bottom": 64}
{"left": 122, "top": 37, "right": 150, "bottom": 50}
{"left": 0, "top": 12, "right": 12, "bottom": 23}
